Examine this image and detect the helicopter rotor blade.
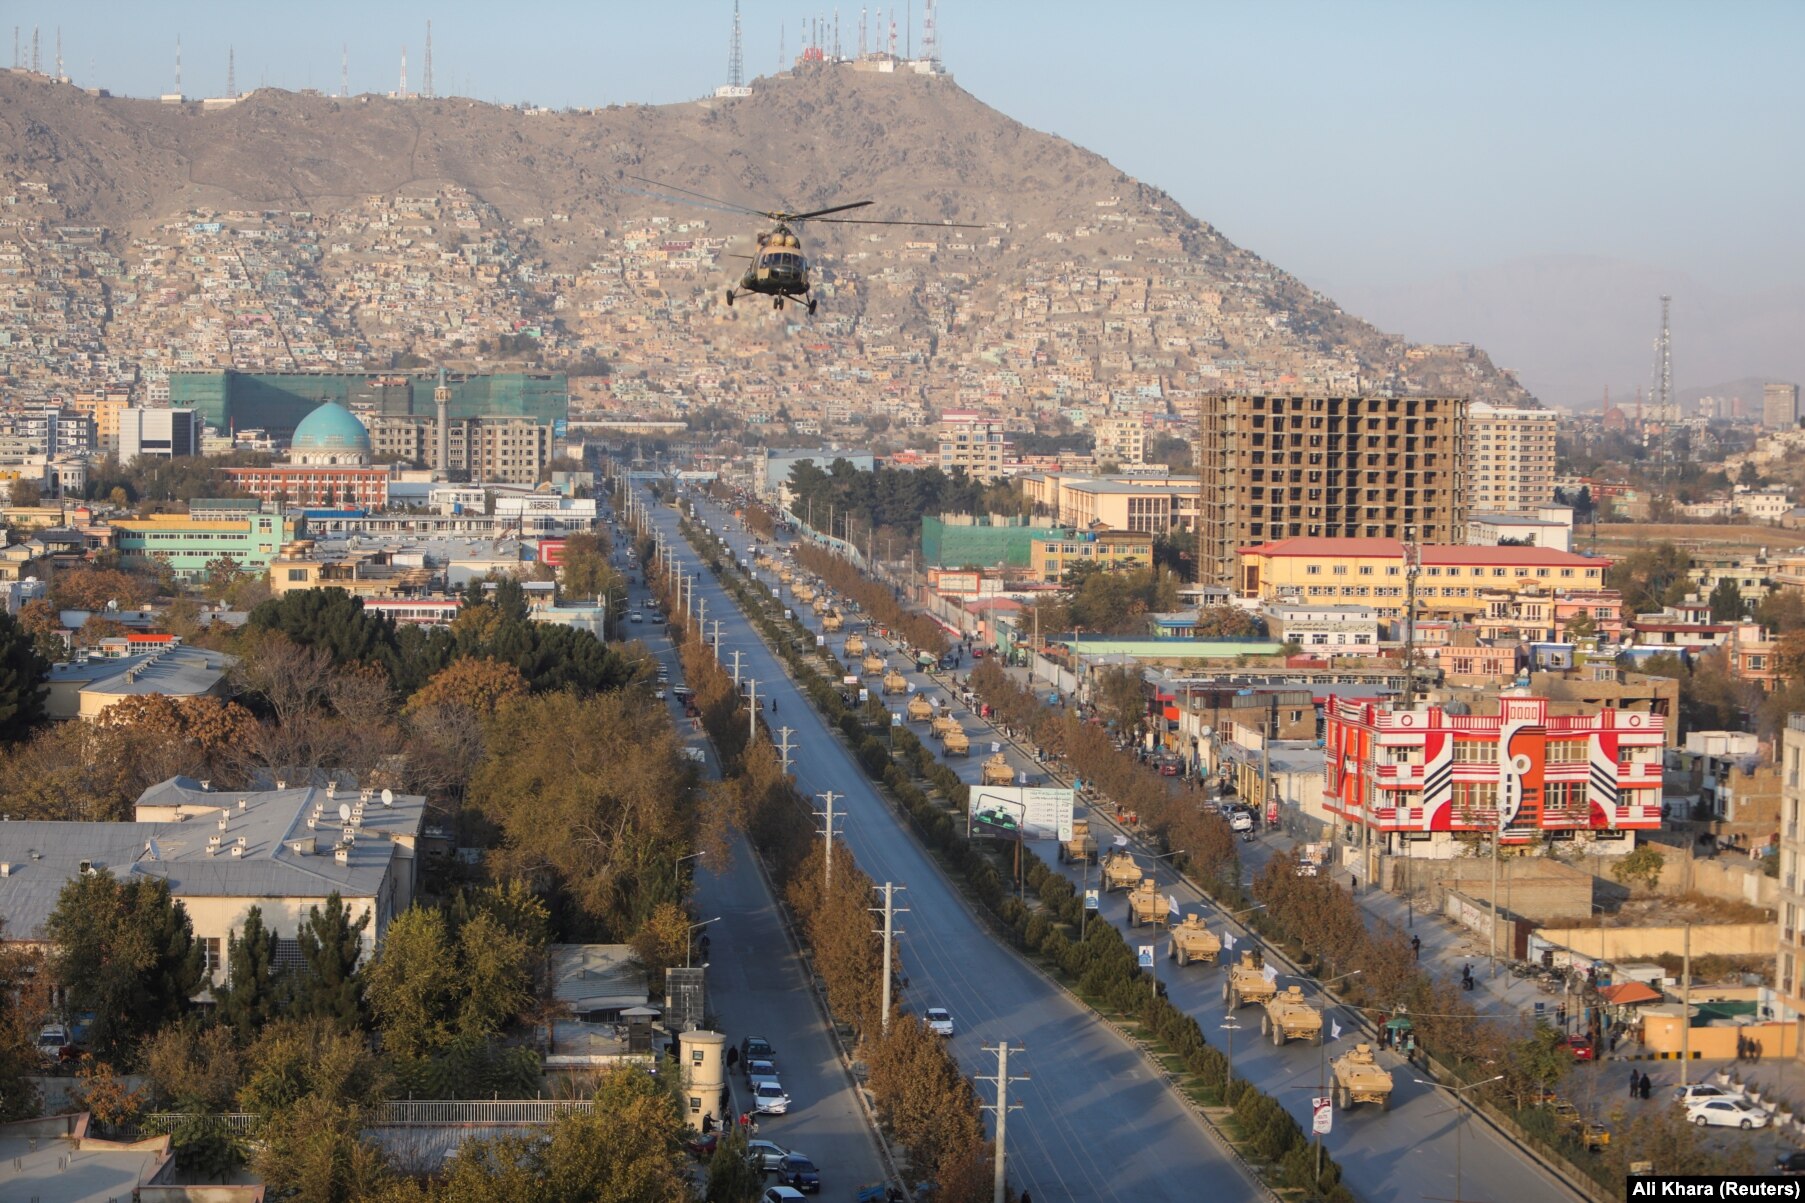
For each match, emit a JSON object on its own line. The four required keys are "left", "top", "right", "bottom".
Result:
{"left": 781, "top": 200, "right": 876, "bottom": 221}
{"left": 808, "top": 217, "right": 990, "bottom": 229}
{"left": 620, "top": 175, "right": 770, "bottom": 219}
{"left": 615, "top": 184, "right": 749, "bottom": 218}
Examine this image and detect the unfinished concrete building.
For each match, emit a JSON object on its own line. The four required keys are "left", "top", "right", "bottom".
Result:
{"left": 1196, "top": 394, "right": 1468, "bottom": 589}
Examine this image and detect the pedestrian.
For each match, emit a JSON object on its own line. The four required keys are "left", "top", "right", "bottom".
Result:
{"left": 1737, "top": 1034, "right": 1747, "bottom": 1061}
{"left": 1756, "top": 1038, "right": 1765, "bottom": 1063}
{"left": 703, "top": 1112, "right": 716, "bottom": 1134}
{"left": 1411, "top": 934, "right": 1422, "bottom": 962}
{"left": 727, "top": 1045, "right": 739, "bottom": 1069}
{"left": 1021, "top": 1193, "right": 1032, "bottom": 1203}
{"left": 719, "top": 1087, "right": 730, "bottom": 1115}
{"left": 1628, "top": 1068, "right": 1639, "bottom": 1098}
{"left": 1640, "top": 1072, "right": 1652, "bottom": 1100}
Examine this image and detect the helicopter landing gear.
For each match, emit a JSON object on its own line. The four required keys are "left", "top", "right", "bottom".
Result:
{"left": 772, "top": 296, "right": 783, "bottom": 310}
{"left": 724, "top": 289, "right": 735, "bottom": 307}
{"left": 807, "top": 297, "right": 818, "bottom": 316}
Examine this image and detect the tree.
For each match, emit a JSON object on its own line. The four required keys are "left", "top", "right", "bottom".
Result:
{"left": 16, "top": 598, "right": 68, "bottom": 663}
{"left": 50, "top": 567, "right": 150, "bottom": 614}
{"left": 0, "top": 920, "right": 48, "bottom": 1121}
{"left": 0, "top": 607, "right": 49, "bottom": 742}
{"left": 1612, "top": 844, "right": 1667, "bottom": 891}
{"left": 286, "top": 893, "right": 370, "bottom": 1029}
{"left": 705, "top": 1128, "right": 765, "bottom": 1203}
{"left": 213, "top": 906, "right": 281, "bottom": 1041}
{"left": 142, "top": 1022, "right": 242, "bottom": 1111}
{"left": 469, "top": 691, "right": 695, "bottom": 937}
{"left": 1776, "top": 630, "right": 1805, "bottom": 684}
{"left": 45, "top": 870, "right": 205, "bottom": 1062}
{"left": 362, "top": 907, "right": 458, "bottom": 1059}
{"left": 403, "top": 657, "right": 530, "bottom": 719}
{"left": 237, "top": 1017, "right": 386, "bottom": 1120}
{"left": 1092, "top": 666, "right": 1148, "bottom": 737}
{"left": 8, "top": 478, "right": 41, "bottom": 506}
{"left": 1708, "top": 577, "right": 1744, "bottom": 623}
{"left": 629, "top": 901, "right": 695, "bottom": 982}
{"left": 251, "top": 1094, "right": 392, "bottom": 1203}
{"left": 1606, "top": 543, "right": 1691, "bottom": 615}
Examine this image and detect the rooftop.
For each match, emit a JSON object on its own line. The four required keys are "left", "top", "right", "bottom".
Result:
{"left": 0, "top": 1116, "right": 167, "bottom": 1203}
{"left": 0, "top": 777, "right": 426, "bottom": 939}
{"left": 1239, "top": 537, "right": 1605, "bottom": 568}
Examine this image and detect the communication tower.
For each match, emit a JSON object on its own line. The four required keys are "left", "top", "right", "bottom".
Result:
{"left": 922, "top": 0, "right": 938, "bottom": 66}
{"left": 399, "top": 45, "right": 407, "bottom": 98}
{"left": 859, "top": 8, "right": 867, "bottom": 56}
{"left": 728, "top": 0, "right": 743, "bottom": 87}
{"left": 423, "top": 20, "right": 433, "bottom": 98}
{"left": 31, "top": 25, "right": 39, "bottom": 73}
{"left": 340, "top": 43, "right": 349, "bottom": 97}
{"left": 174, "top": 35, "right": 181, "bottom": 94}
{"left": 1649, "top": 294, "right": 1673, "bottom": 475}
{"left": 227, "top": 45, "right": 235, "bottom": 98}
{"left": 54, "top": 27, "right": 61, "bottom": 82}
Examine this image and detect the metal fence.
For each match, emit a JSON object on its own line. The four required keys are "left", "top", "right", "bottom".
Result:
{"left": 139, "top": 1099, "right": 597, "bottom": 1135}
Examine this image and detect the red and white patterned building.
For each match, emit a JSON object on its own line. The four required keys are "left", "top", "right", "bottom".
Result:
{"left": 1322, "top": 694, "right": 1664, "bottom": 861}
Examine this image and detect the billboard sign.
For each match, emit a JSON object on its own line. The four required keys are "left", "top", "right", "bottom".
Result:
{"left": 967, "top": 785, "right": 1076, "bottom": 841}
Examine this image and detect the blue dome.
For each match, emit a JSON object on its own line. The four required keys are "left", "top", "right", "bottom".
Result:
{"left": 291, "top": 402, "right": 371, "bottom": 452}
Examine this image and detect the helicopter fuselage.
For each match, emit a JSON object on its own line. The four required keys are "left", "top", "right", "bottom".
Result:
{"left": 738, "top": 247, "right": 810, "bottom": 299}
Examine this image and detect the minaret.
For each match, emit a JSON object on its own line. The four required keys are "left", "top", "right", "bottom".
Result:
{"left": 435, "top": 368, "right": 451, "bottom": 474}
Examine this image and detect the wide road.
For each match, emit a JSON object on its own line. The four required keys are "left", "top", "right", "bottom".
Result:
{"left": 686, "top": 493, "right": 1588, "bottom": 1203}
{"left": 644, "top": 489, "right": 1268, "bottom": 1203}
{"left": 614, "top": 517, "right": 887, "bottom": 1192}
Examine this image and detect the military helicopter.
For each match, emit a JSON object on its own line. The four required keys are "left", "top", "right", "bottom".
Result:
{"left": 625, "top": 176, "right": 983, "bottom": 314}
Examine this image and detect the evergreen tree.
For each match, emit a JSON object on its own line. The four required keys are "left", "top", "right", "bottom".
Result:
{"left": 286, "top": 893, "right": 369, "bottom": 1030}
{"left": 1708, "top": 577, "right": 1745, "bottom": 623}
{"left": 212, "top": 906, "right": 279, "bottom": 1040}
{"left": 0, "top": 607, "right": 50, "bottom": 742}
{"left": 46, "top": 871, "right": 204, "bottom": 1061}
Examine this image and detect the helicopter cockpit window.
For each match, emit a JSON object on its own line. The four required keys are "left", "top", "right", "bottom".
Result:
{"left": 765, "top": 253, "right": 802, "bottom": 272}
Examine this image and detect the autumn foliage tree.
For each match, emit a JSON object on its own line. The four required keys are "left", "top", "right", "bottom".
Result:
{"left": 784, "top": 843, "right": 884, "bottom": 1040}
{"left": 864, "top": 1015, "right": 986, "bottom": 1183}
{"left": 402, "top": 657, "right": 530, "bottom": 719}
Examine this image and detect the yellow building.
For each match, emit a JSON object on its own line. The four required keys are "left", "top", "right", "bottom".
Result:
{"left": 1016, "top": 472, "right": 1200, "bottom": 535}
{"left": 69, "top": 391, "right": 132, "bottom": 454}
{"left": 1030, "top": 527, "right": 1154, "bottom": 583}
{"left": 1235, "top": 537, "right": 1609, "bottom": 621}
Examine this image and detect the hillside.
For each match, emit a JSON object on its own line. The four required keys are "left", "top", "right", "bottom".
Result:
{"left": 0, "top": 63, "right": 1533, "bottom": 418}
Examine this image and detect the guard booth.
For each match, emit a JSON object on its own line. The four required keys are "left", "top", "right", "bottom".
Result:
{"left": 678, "top": 1029, "right": 727, "bottom": 1132}
{"left": 621, "top": 1005, "right": 661, "bottom": 1054}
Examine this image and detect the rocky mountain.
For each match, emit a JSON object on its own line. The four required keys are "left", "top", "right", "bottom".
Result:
{"left": 0, "top": 63, "right": 1533, "bottom": 415}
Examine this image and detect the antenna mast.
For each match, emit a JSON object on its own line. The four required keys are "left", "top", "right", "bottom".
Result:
{"left": 31, "top": 25, "right": 38, "bottom": 74}
{"left": 728, "top": 0, "right": 743, "bottom": 87}
{"left": 923, "top": 0, "right": 937, "bottom": 66}
{"left": 174, "top": 34, "right": 181, "bottom": 94}
{"left": 227, "top": 45, "right": 235, "bottom": 98}
{"left": 423, "top": 20, "right": 433, "bottom": 98}
{"left": 399, "top": 45, "right": 407, "bottom": 97}
{"left": 54, "top": 27, "right": 61, "bottom": 81}
{"left": 340, "top": 43, "right": 349, "bottom": 97}
{"left": 859, "top": 7, "right": 867, "bottom": 56}
{"left": 1655, "top": 294, "right": 1673, "bottom": 477}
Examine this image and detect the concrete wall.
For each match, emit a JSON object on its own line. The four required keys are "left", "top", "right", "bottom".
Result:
{"left": 1642, "top": 837, "right": 1779, "bottom": 909}
{"left": 1536, "top": 922, "right": 1776, "bottom": 961}
{"left": 1390, "top": 855, "right": 1594, "bottom": 922}
{"left": 1639, "top": 1013, "right": 1797, "bottom": 1061}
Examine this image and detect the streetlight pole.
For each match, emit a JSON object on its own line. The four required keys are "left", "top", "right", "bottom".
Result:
{"left": 686, "top": 916, "right": 722, "bottom": 969}
{"left": 1301, "top": 969, "right": 1363, "bottom": 1181}
{"left": 1413, "top": 1074, "right": 1502, "bottom": 1203}
{"left": 1221, "top": 1016, "right": 1243, "bottom": 1085}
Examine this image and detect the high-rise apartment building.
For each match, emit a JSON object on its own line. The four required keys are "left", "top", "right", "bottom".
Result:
{"left": 1765, "top": 382, "right": 1801, "bottom": 431}
{"left": 936, "top": 411, "right": 1009, "bottom": 482}
{"left": 1467, "top": 402, "right": 1558, "bottom": 512}
{"left": 1196, "top": 394, "right": 1468, "bottom": 589}
{"left": 1092, "top": 416, "right": 1147, "bottom": 467}
{"left": 1778, "top": 715, "right": 1805, "bottom": 1037}
{"left": 118, "top": 408, "right": 199, "bottom": 463}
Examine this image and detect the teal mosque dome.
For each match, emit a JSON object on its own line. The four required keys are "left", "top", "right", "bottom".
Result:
{"left": 290, "top": 402, "right": 372, "bottom": 453}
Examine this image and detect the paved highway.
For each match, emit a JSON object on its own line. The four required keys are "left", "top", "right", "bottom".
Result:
{"left": 681, "top": 493, "right": 1588, "bottom": 1203}
{"left": 619, "top": 529, "right": 888, "bottom": 1193}
{"left": 643, "top": 489, "right": 1269, "bottom": 1203}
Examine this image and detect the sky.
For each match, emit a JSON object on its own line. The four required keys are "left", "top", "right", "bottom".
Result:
{"left": 11, "top": 1, "right": 1804, "bottom": 403}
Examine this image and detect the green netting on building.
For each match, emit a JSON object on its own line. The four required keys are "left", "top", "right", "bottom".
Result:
{"left": 168, "top": 370, "right": 567, "bottom": 436}
{"left": 921, "top": 515, "right": 1063, "bottom": 569}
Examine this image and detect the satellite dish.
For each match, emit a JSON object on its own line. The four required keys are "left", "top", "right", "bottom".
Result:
{"left": 337, "top": 802, "right": 351, "bottom": 823}
{"left": 380, "top": 788, "right": 394, "bottom": 807}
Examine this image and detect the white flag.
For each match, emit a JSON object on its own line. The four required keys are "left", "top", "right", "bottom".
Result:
{"left": 1223, "top": 931, "right": 1236, "bottom": 950}
{"left": 1114, "top": 835, "right": 1129, "bottom": 847}
{"left": 1168, "top": 896, "right": 1181, "bottom": 918}
{"left": 1261, "top": 965, "right": 1278, "bottom": 984}
{"left": 1331, "top": 1020, "right": 1343, "bottom": 1042}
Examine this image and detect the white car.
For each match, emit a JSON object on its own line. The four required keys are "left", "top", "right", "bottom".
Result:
{"left": 629, "top": 611, "right": 645, "bottom": 623}
{"left": 925, "top": 1007, "right": 955, "bottom": 1038}
{"left": 1687, "top": 1097, "right": 1770, "bottom": 1129}
{"left": 1228, "top": 811, "right": 1255, "bottom": 833}
{"left": 753, "top": 1081, "right": 791, "bottom": 1115}
{"left": 1673, "top": 1083, "right": 1744, "bottom": 1106}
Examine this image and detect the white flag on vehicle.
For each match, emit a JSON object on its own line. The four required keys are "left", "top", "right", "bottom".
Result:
{"left": 1261, "top": 965, "right": 1278, "bottom": 984}
{"left": 1114, "top": 835, "right": 1129, "bottom": 847}
{"left": 1223, "top": 931, "right": 1236, "bottom": 950}
{"left": 1331, "top": 1020, "right": 1343, "bottom": 1042}
{"left": 1168, "top": 896, "right": 1181, "bottom": 918}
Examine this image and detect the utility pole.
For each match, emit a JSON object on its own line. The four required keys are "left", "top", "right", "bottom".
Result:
{"left": 748, "top": 679, "right": 759, "bottom": 745}
{"left": 815, "top": 791, "right": 842, "bottom": 887}
{"left": 729, "top": 650, "right": 745, "bottom": 688}
{"left": 871, "top": 883, "right": 908, "bottom": 1035}
{"left": 709, "top": 619, "right": 724, "bottom": 658}
{"left": 977, "top": 1043, "right": 1027, "bottom": 1203}
{"left": 1681, "top": 921, "right": 1692, "bottom": 1086}
{"left": 776, "top": 726, "right": 797, "bottom": 775}
{"left": 1262, "top": 693, "right": 1275, "bottom": 830}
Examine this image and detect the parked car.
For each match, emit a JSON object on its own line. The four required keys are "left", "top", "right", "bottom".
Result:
{"left": 925, "top": 1008, "right": 955, "bottom": 1038}
{"left": 35, "top": 1023, "right": 69, "bottom": 1063}
{"left": 744, "top": 1140, "right": 789, "bottom": 1172}
{"left": 1673, "top": 1083, "right": 1744, "bottom": 1106}
{"left": 1776, "top": 1151, "right": 1805, "bottom": 1175}
{"left": 762, "top": 1189, "right": 808, "bottom": 1203}
{"left": 775, "top": 1154, "right": 821, "bottom": 1193}
{"left": 746, "top": 1059, "right": 780, "bottom": 1088}
{"left": 1558, "top": 1035, "right": 1595, "bottom": 1061}
{"left": 740, "top": 1036, "right": 776, "bottom": 1063}
{"left": 1228, "top": 811, "right": 1255, "bottom": 833}
{"left": 754, "top": 1082, "right": 792, "bottom": 1115}
{"left": 1687, "top": 1098, "right": 1770, "bottom": 1129}
{"left": 629, "top": 611, "right": 645, "bottom": 623}
{"left": 686, "top": 1131, "right": 720, "bottom": 1159}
